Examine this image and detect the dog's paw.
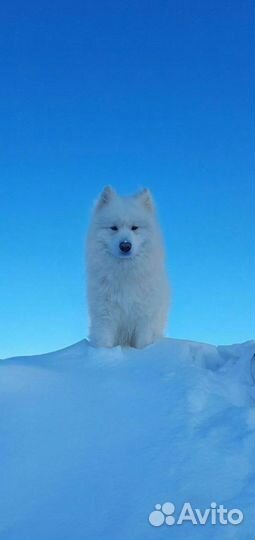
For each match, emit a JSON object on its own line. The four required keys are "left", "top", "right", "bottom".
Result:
{"left": 89, "top": 332, "right": 116, "bottom": 349}
{"left": 134, "top": 334, "right": 155, "bottom": 349}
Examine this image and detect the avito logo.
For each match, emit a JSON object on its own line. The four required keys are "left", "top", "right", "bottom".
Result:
{"left": 148, "top": 501, "right": 243, "bottom": 527}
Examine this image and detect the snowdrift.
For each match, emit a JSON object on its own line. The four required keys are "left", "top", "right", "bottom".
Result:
{"left": 0, "top": 338, "right": 254, "bottom": 540}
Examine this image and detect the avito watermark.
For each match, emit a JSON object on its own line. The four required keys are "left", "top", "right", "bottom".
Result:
{"left": 148, "top": 501, "right": 244, "bottom": 527}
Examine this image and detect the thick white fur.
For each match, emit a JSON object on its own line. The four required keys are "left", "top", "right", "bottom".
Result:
{"left": 86, "top": 187, "right": 170, "bottom": 348}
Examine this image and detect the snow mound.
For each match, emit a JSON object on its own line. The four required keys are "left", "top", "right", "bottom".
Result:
{"left": 0, "top": 338, "right": 254, "bottom": 540}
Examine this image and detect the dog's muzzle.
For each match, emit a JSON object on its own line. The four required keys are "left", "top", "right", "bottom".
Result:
{"left": 119, "top": 241, "right": 132, "bottom": 254}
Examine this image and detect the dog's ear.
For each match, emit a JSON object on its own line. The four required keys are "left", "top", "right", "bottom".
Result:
{"left": 96, "top": 186, "right": 116, "bottom": 210}
{"left": 136, "top": 188, "right": 154, "bottom": 211}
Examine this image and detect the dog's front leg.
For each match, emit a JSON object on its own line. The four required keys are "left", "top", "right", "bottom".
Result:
{"left": 89, "top": 317, "right": 117, "bottom": 348}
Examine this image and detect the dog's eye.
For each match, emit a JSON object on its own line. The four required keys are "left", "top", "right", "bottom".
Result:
{"left": 110, "top": 226, "right": 118, "bottom": 231}
{"left": 131, "top": 226, "right": 139, "bottom": 231}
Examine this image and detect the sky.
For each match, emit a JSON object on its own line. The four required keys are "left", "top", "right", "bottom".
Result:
{"left": 0, "top": 0, "right": 253, "bottom": 358}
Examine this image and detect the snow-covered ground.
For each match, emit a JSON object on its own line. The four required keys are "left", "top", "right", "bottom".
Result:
{"left": 0, "top": 338, "right": 254, "bottom": 540}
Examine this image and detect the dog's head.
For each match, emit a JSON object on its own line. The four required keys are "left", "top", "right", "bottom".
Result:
{"left": 90, "top": 186, "right": 158, "bottom": 259}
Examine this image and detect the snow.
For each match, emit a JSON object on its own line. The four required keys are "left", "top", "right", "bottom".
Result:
{"left": 0, "top": 338, "right": 254, "bottom": 540}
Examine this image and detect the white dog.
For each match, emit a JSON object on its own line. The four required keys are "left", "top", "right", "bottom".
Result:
{"left": 86, "top": 186, "right": 170, "bottom": 348}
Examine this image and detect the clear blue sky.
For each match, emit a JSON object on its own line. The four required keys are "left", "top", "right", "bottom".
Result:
{"left": 0, "top": 0, "right": 253, "bottom": 358}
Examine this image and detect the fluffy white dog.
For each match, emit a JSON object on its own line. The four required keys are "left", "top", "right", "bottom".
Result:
{"left": 86, "top": 187, "right": 170, "bottom": 348}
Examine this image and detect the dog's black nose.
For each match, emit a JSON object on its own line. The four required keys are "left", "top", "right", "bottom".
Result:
{"left": 119, "top": 241, "right": 132, "bottom": 253}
